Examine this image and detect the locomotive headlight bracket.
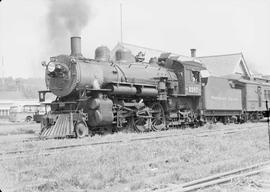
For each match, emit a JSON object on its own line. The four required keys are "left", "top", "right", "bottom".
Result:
{"left": 47, "top": 62, "right": 56, "bottom": 73}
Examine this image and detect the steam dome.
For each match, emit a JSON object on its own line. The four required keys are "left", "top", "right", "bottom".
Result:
{"left": 115, "top": 47, "right": 135, "bottom": 62}
{"left": 95, "top": 46, "right": 110, "bottom": 62}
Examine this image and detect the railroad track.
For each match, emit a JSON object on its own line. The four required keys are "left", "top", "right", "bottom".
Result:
{"left": 1, "top": 123, "right": 265, "bottom": 146}
{"left": 153, "top": 160, "right": 270, "bottom": 192}
{"left": 0, "top": 123, "right": 266, "bottom": 160}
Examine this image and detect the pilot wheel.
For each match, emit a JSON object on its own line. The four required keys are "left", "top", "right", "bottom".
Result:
{"left": 75, "top": 122, "right": 89, "bottom": 138}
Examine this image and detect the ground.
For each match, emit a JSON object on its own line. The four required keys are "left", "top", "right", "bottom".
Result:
{"left": 0, "top": 121, "right": 270, "bottom": 192}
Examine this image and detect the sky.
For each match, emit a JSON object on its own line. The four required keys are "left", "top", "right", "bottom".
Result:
{"left": 0, "top": 0, "right": 270, "bottom": 78}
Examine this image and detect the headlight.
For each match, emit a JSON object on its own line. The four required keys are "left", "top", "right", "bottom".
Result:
{"left": 47, "top": 62, "right": 56, "bottom": 72}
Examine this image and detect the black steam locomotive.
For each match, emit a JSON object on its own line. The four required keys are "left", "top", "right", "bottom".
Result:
{"left": 39, "top": 37, "right": 269, "bottom": 138}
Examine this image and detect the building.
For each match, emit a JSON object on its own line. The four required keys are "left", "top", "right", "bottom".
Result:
{"left": 197, "top": 53, "right": 252, "bottom": 79}
{"left": 0, "top": 91, "right": 37, "bottom": 120}
{"left": 0, "top": 101, "right": 13, "bottom": 119}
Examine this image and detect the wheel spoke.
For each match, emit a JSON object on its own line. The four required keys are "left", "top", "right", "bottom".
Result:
{"left": 150, "top": 103, "right": 166, "bottom": 131}
{"left": 134, "top": 118, "right": 150, "bottom": 132}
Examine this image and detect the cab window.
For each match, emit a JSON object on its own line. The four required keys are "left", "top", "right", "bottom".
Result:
{"left": 190, "top": 71, "right": 200, "bottom": 83}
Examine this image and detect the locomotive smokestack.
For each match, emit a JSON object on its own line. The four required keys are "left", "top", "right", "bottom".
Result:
{"left": 190, "top": 48, "right": 196, "bottom": 57}
{"left": 71, "top": 36, "right": 82, "bottom": 57}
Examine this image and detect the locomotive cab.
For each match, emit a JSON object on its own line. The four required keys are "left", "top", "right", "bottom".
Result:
{"left": 173, "top": 60, "right": 203, "bottom": 96}
{"left": 158, "top": 53, "right": 206, "bottom": 96}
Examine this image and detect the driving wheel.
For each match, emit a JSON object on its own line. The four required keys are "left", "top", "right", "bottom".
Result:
{"left": 134, "top": 117, "right": 150, "bottom": 132}
{"left": 151, "top": 103, "right": 166, "bottom": 131}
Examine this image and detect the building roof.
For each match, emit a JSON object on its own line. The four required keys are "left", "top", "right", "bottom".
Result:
{"left": 197, "top": 53, "right": 251, "bottom": 78}
{"left": 112, "top": 42, "right": 200, "bottom": 63}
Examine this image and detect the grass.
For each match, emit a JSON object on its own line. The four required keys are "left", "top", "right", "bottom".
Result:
{"left": 0, "top": 123, "right": 269, "bottom": 192}
{"left": 0, "top": 122, "right": 39, "bottom": 136}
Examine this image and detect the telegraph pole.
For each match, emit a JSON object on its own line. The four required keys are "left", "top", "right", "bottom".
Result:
{"left": 1, "top": 56, "right": 4, "bottom": 86}
{"left": 266, "top": 100, "right": 270, "bottom": 152}
{"left": 120, "top": 3, "right": 123, "bottom": 43}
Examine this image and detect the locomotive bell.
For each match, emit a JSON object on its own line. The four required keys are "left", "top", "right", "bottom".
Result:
{"left": 95, "top": 46, "right": 110, "bottom": 62}
{"left": 149, "top": 57, "right": 158, "bottom": 64}
{"left": 70, "top": 36, "right": 82, "bottom": 57}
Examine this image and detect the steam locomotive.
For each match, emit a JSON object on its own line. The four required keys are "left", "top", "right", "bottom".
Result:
{"left": 39, "top": 37, "right": 269, "bottom": 138}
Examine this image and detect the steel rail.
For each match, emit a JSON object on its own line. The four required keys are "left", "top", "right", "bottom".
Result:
{"left": 0, "top": 124, "right": 265, "bottom": 160}
{"left": 0, "top": 123, "right": 264, "bottom": 146}
{"left": 0, "top": 124, "right": 260, "bottom": 156}
{"left": 156, "top": 161, "right": 270, "bottom": 192}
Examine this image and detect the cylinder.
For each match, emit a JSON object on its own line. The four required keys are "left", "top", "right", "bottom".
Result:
{"left": 71, "top": 37, "right": 82, "bottom": 57}
{"left": 88, "top": 98, "right": 100, "bottom": 110}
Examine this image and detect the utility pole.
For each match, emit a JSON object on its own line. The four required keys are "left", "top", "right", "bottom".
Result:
{"left": 120, "top": 3, "right": 123, "bottom": 43}
{"left": 266, "top": 100, "right": 270, "bottom": 152}
{"left": 1, "top": 56, "right": 4, "bottom": 86}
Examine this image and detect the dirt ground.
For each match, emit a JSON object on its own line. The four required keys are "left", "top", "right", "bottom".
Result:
{"left": 0, "top": 122, "right": 270, "bottom": 192}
